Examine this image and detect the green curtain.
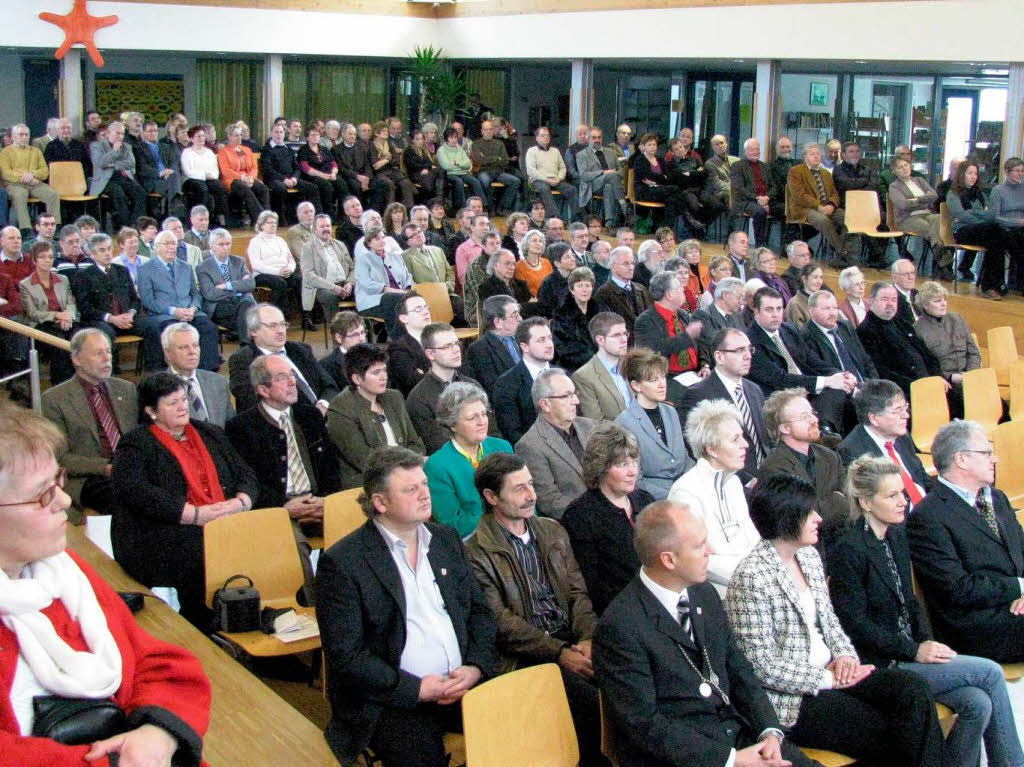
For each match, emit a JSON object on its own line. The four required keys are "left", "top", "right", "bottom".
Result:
{"left": 195, "top": 60, "right": 264, "bottom": 137}
{"left": 309, "top": 63, "right": 387, "bottom": 126}
{"left": 282, "top": 62, "right": 309, "bottom": 125}
{"left": 460, "top": 68, "right": 508, "bottom": 118}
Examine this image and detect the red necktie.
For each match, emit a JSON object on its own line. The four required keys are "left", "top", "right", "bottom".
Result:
{"left": 885, "top": 441, "right": 923, "bottom": 505}
{"left": 88, "top": 384, "right": 121, "bottom": 456}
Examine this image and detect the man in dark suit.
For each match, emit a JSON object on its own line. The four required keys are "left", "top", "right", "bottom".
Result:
{"left": 891, "top": 259, "right": 920, "bottom": 327}
{"left": 261, "top": 122, "right": 320, "bottom": 223}
{"left": 136, "top": 230, "right": 221, "bottom": 371}
{"left": 728, "top": 138, "right": 780, "bottom": 247}
{"left": 801, "top": 289, "right": 876, "bottom": 383}
{"left": 908, "top": 420, "right": 1024, "bottom": 662}
{"left": 857, "top": 281, "right": 944, "bottom": 398}
{"left": 747, "top": 286, "right": 854, "bottom": 435}
{"left": 678, "top": 328, "right": 768, "bottom": 483}
{"left": 759, "top": 389, "right": 848, "bottom": 553}
{"left": 690, "top": 277, "right": 745, "bottom": 369}
{"left": 779, "top": 240, "right": 812, "bottom": 298}
{"left": 315, "top": 446, "right": 497, "bottom": 767}
{"left": 594, "top": 500, "right": 816, "bottom": 767}
{"left": 333, "top": 123, "right": 391, "bottom": 213}
{"left": 492, "top": 317, "right": 554, "bottom": 444}
{"left": 633, "top": 271, "right": 703, "bottom": 376}
{"left": 72, "top": 232, "right": 162, "bottom": 370}
{"left": 594, "top": 246, "right": 651, "bottom": 335}
{"left": 44, "top": 117, "right": 93, "bottom": 180}
{"left": 194, "top": 228, "right": 257, "bottom": 342}
{"left": 387, "top": 292, "right": 432, "bottom": 397}
{"left": 466, "top": 294, "right": 521, "bottom": 393}
{"left": 837, "top": 379, "right": 933, "bottom": 505}
{"left": 162, "top": 322, "right": 234, "bottom": 427}
{"left": 319, "top": 309, "right": 366, "bottom": 389}
{"left": 132, "top": 119, "right": 183, "bottom": 209}
{"left": 228, "top": 302, "right": 339, "bottom": 415}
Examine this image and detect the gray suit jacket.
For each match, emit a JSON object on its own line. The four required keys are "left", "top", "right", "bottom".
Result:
{"left": 300, "top": 237, "right": 354, "bottom": 312}
{"left": 89, "top": 139, "right": 138, "bottom": 196}
{"left": 616, "top": 400, "right": 693, "bottom": 500}
{"left": 195, "top": 255, "right": 256, "bottom": 316}
{"left": 515, "top": 415, "right": 596, "bottom": 520}
{"left": 571, "top": 354, "right": 627, "bottom": 421}
{"left": 170, "top": 367, "right": 234, "bottom": 427}
{"left": 576, "top": 145, "right": 623, "bottom": 207}
{"left": 41, "top": 376, "right": 137, "bottom": 518}
{"left": 137, "top": 256, "right": 202, "bottom": 321}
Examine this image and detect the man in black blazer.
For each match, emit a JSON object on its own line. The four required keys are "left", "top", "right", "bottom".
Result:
{"left": 492, "top": 317, "right": 554, "bottom": 444}
{"left": 315, "top": 446, "right": 497, "bottom": 767}
{"left": 319, "top": 310, "right": 367, "bottom": 389}
{"left": 728, "top": 138, "right": 780, "bottom": 246}
{"left": 837, "top": 379, "right": 933, "bottom": 502}
{"left": 594, "top": 246, "right": 651, "bottom": 335}
{"left": 907, "top": 420, "right": 1024, "bottom": 662}
{"left": 801, "top": 290, "right": 876, "bottom": 383}
{"left": 633, "top": 271, "right": 703, "bottom": 375}
{"left": 72, "top": 232, "right": 162, "bottom": 370}
{"left": 594, "top": 500, "right": 815, "bottom": 767}
{"left": 891, "top": 259, "right": 920, "bottom": 327}
{"left": 747, "top": 286, "right": 854, "bottom": 434}
{"left": 466, "top": 294, "right": 520, "bottom": 392}
{"left": 690, "top": 277, "right": 745, "bottom": 369}
{"left": 678, "top": 328, "right": 768, "bottom": 482}
{"left": 857, "top": 281, "right": 943, "bottom": 398}
{"left": 387, "top": 292, "right": 432, "bottom": 397}
{"left": 228, "top": 303, "right": 339, "bottom": 415}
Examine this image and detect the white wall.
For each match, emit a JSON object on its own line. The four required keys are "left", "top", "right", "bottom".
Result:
{"left": 0, "top": 54, "right": 26, "bottom": 132}
{"left": 781, "top": 74, "right": 838, "bottom": 115}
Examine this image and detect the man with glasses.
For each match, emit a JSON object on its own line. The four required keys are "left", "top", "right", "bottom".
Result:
{"left": 679, "top": 328, "right": 769, "bottom": 482}
{"left": 595, "top": 246, "right": 651, "bottom": 336}
{"left": 758, "top": 388, "right": 848, "bottom": 553}
{"left": 467, "top": 295, "right": 522, "bottom": 392}
{"left": 908, "top": 419, "right": 1024, "bottom": 662}
{"left": 890, "top": 258, "right": 920, "bottom": 325}
{"left": 319, "top": 310, "right": 366, "bottom": 387}
{"left": 387, "top": 292, "right": 434, "bottom": 397}
{"left": 837, "top": 378, "right": 932, "bottom": 502}
{"left": 408, "top": 322, "right": 486, "bottom": 454}
{"left": 691, "top": 277, "right": 746, "bottom": 369}
{"left": 608, "top": 124, "right": 635, "bottom": 162}
{"left": 227, "top": 302, "right": 339, "bottom": 415}
{"left": 515, "top": 368, "right": 597, "bottom": 519}
{"left": 572, "top": 311, "right": 632, "bottom": 422}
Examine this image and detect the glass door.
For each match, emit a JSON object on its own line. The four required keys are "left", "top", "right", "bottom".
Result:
{"left": 938, "top": 88, "right": 978, "bottom": 184}
{"left": 687, "top": 75, "right": 755, "bottom": 157}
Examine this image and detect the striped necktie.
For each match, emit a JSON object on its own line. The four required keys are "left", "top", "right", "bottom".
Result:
{"left": 279, "top": 410, "right": 312, "bottom": 496}
{"left": 734, "top": 384, "right": 764, "bottom": 463}
{"left": 677, "top": 592, "right": 694, "bottom": 642}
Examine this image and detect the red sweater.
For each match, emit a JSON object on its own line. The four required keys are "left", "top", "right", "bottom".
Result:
{"left": 0, "top": 551, "right": 211, "bottom": 766}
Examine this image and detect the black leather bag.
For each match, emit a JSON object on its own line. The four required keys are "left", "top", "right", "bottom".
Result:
{"left": 31, "top": 695, "right": 126, "bottom": 745}
{"left": 211, "top": 574, "right": 261, "bottom": 632}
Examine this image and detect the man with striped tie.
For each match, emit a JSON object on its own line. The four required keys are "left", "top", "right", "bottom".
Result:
{"left": 194, "top": 228, "right": 257, "bottom": 342}
{"left": 162, "top": 322, "right": 233, "bottom": 427}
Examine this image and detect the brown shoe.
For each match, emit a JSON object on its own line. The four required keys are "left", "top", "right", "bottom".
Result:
{"left": 984, "top": 289, "right": 1003, "bottom": 301}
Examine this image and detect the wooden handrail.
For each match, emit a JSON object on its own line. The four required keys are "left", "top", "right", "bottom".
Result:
{"left": 0, "top": 316, "right": 71, "bottom": 351}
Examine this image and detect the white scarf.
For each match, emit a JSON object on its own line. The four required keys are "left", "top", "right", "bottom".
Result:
{"left": 0, "top": 552, "right": 122, "bottom": 698}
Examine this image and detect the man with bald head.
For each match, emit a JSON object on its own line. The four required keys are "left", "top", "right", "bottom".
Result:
{"left": 1, "top": 123, "right": 61, "bottom": 232}
{"left": 595, "top": 246, "right": 651, "bottom": 334}
{"left": 595, "top": 499, "right": 816, "bottom": 767}
{"left": 0, "top": 225, "right": 31, "bottom": 284}
{"left": 44, "top": 117, "right": 92, "bottom": 179}
{"left": 729, "top": 138, "right": 778, "bottom": 246}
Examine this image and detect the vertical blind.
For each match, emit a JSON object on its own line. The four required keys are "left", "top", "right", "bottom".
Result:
{"left": 282, "top": 62, "right": 309, "bottom": 125}
{"left": 195, "top": 60, "right": 264, "bottom": 137}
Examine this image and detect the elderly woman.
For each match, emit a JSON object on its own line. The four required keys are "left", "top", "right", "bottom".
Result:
{"left": 679, "top": 237, "right": 710, "bottom": 296}
{"left": 634, "top": 238, "right": 665, "bottom": 290}
{"left": 913, "top": 280, "right": 980, "bottom": 417}
{"left": 561, "top": 422, "right": 655, "bottom": 615}
{"left": 19, "top": 241, "right": 79, "bottom": 384}
{"left": 247, "top": 210, "right": 300, "bottom": 317}
{"left": 828, "top": 456, "right": 1023, "bottom": 767}
{"left": 837, "top": 265, "right": 867, "bottom": 326}
{"left": 947, "top": 161, "right": 1008, "bottom": 299}
{"left": 476, "top": 248, "right": 533, "bottom": 310}
{"left": 111, "top": 372, "right": 259, "bottom": 629}
{"left": 113, "top": 226, "right": 148, "bottom": 286}
{"left": 423, "top": 381, "right": 511, "bottom": 538}
{"left": 784, "top": 261, "right": 825, "bottom": 328}
{"left": 354, "top": 225, "right": 414, "bottom": 341}
{"left": 667, "top": 399, "right": 758, "bottom": 594}
{"left": 326, "top": 343, "right": 423, "bottom": 489}
{"left": 437, "top": 127, "right": 484, "bottom": 211}
{"left": 179, "top": 125, "right": 228, "bottom": 225}
{"left": 724, "top": 473, "right": 946, "bottom": 765}
{"left": 403, "top": 129, "right": 444, "bottom": 201}
{"left": 699, "top": 254, "right": 734, "bottom": 309}
{"left": 502, "top": 212, "right": 531, "bottom": 258}
{"left": 615, "top": 348, "right": 691, "bottom": 500}
{"left": 551, "top": 267, "right": 599, "bottom": 373}
{"left": 301, "top": 212, "right": 355, "bottom": 322}
{"left": 369, "top": 121, "right": 415, "bottom": 209}
{"left": 218, "top": 123, "right": 269, "bottom": 222}
{"left": 889, "top": 157, "right": 951, "bottom": 278}
{"left": 0, "top": 404, "right": 212, "bottom": 765}
{"left": 514, "top": 228, "right": 552, "bottom": 297}
{"left": 748, "top": 246, "right": 791, "bottom": 305}
{"left": 298, "top": 126, "right": 344, "bottom": 216}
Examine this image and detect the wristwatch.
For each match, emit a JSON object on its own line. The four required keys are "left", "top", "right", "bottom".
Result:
{"left": 759, "top": 728, "right": 785, "bottom": 745}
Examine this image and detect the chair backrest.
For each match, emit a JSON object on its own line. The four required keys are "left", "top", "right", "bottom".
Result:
{"left": 843, "top": 190, "right": 883, "bottom": 235}
{"left": 994, "top": 420, "right": 1024, "bottom": 502}
{"left": 885, "top": 196, "right": 898, "bottom": 231}
{"left": 599, "top": 691, "right": 620, "bottom": 767}
{"left": 910, "top": 376, "right": 950, "bottom": 454}
{"left": 462, "top": 663, "right": 579, "bottom": 767}
{"left": 1009, "top": 359, "right": 1024, "bottom": 422}
{"left": 987, "top": 326, "right": 1019, "bottom": 387}
{"left": 48, "top": 161, "right": 88, "bottom": 196}
{"left": 938, "top": 202, "right": 955, "bottom": 246}
{"left": 624, "top": 166, "right": 636, "bottom": 203}
{"left": 323, "top": 488, "right": 366, "bottom": 550}
{"left": 413, "top": 281, "right": 455, "bottom": 324}
{"left": 203, "top": 506, "right": 306, "bottom": 607}
{"left": 963, "top": 367, "right": 1002, "bottom": 435}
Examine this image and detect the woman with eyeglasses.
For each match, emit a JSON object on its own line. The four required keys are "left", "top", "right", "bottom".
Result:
{"left": 698, "top": 254, "right": 734, "bottom": 309}
{"left": 218, "top": 124, "right": 269, "bottom": 223}
{"left": 561, "top": 422, "right": 654, "bottom": 615}
{"left": 551, "top": 267, "right": 600, "bottom": 373}
{"left": 0, "top": 403, "right": 212, "bottom": 766}
{"left": 326, "top": 343, "right": 423, "bottom": 489}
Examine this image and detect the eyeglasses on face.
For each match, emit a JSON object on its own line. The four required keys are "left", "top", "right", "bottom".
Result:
{"left": 261, "top": 321, "right": 289, "bottom": 331}
{"left": 0, "top": 468, "right": 66, "bottom": 509}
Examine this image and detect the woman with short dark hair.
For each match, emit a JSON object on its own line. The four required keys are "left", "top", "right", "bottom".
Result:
{"left": 725, "top": 474, "right": 946, "bottom": 766}
{"left": 298, "top": 125, "right": 344, "bottom": 217}
{"left": 551, "top": 266, "right": 599, "bottom": 372}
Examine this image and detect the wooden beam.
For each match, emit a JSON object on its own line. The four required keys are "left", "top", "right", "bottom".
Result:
{"left": 113, "top": 0, "right": 438, "bottom": 18}
{"left": 441, "top": 0, "right": 923, "bottom": 18}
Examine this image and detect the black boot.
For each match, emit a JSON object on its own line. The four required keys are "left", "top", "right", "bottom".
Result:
{"left": 301, "top": 312, "right": 316, "bottom": 331}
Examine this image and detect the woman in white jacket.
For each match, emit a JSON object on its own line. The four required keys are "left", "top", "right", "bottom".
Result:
{"left": 179, "top": 125, "right": 228, "bottom": 224}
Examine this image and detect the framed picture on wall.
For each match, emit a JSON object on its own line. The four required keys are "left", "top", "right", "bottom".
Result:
{"left": 809, "top": 82, "right": 829, "bottom": 107}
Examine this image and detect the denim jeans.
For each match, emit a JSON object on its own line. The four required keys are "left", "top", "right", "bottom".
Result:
{"left": 476, "top": 170, "right": 520, "bottom": 210}
{"left": 899, "top": 655, "right": 1024, "bottom": 767}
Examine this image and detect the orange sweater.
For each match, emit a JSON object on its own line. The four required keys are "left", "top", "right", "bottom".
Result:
{"left": 218, "top": 144, "right": 258, "bottom": 189}
{"left": 515, "top": 257, "right": 553, "bottom": 297}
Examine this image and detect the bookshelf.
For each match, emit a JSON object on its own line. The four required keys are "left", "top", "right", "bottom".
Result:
{"left": 849, "top": 115, "right": 889, "bottom": 174}
{"left": 784, "top": 112, "right": 833, "bottom": 153}
{"left": 910, "top": 107, "right": 931, "bottom": 174}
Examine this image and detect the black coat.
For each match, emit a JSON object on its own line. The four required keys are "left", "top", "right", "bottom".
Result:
{"left": 261, "top": 142, "right": 301, "bottom": 184}
{"left": 827, "top": 521, "right": 931, "bottom": 669}
{"left": 318, "top": 347, "right": 346, "bottom": 391}
{"left": 836, "top": 425, "right": 933, "bottom": 493}
{"left": 536, "top": 269, "right": 569, "bottom": 318}
{"left": 561, "top": 487, "right": 655, "bottom": 615}
{"left": 71, "top": 262, "right": 141, "bottom": 324}
{"left": 908, "top": 482, "right": 1024, "bottom": 661}
{"left": 746, "top": 320, "right": 828, "bottom": 395}
{"left": 333, "top": 142, "right": 374, "bottom": 188}
{"left": 224, "top": 401, "right": 341, "bottom": 508}
{"left": 386, "top": 332, "right": 429, "bottom": 397}
{"left": 315, "top": 520, "right": 497, "bottom": 765}
{"left": 857, "top": 311, "right": 940, "bottom": 396}
{"left": 896, "top": 289, "right": 919, "bottom": 329}
{"left": 476, "top": 275, "right": 532, "bottom": 309}
{"left": 228, "top": 341, "right": 339, "bottom": 414}
{"left": 492, "top": 360, "right": 536, "bottom": 445}
{"left": 594, "top": 577, "right": 794, "bottom": 767}
{"left": 594, "top": 279, "right": 651, "bottom": 334}
{"left": 44, "top": 137, "right": 92, "bottom": 180}
{"left": 801, "top": 319, "right": 878, "bottom": 381}
{"left": 633, "top": 304, "right": 698, "bottom": 371}
{"left": 336, "top": 220, "right": 364, "bottom": 256}
{"left": 551, "top": 294, "right": 599, "bottom": 373}
{"left": 690, "top": 304, "right": 745, "bottom": 369}
{"left": 466, "top": 331, "right": 515, "bottom": 393}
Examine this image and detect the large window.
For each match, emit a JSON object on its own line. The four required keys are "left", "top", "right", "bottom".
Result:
{"left": 850, "top": 76, "right": 934, "bottom": 176}
{"left": 282, "top": 61, "right": 387, "bottom": 128}
{"left": 196, "top": 60, "right": 264, "bottom": 138}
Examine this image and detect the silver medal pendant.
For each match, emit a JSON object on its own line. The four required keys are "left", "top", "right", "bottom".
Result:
{"left": 699, "top": 682, "right": 712, "bottom": 698}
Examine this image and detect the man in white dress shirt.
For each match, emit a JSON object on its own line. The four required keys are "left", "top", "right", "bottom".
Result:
{"left": 162, "top": 322, "right": 233, "bottom": 427}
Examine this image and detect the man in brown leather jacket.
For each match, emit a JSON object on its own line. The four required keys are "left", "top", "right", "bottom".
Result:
{"left": 466, "top": 452, "right": 605, "bottom": 766}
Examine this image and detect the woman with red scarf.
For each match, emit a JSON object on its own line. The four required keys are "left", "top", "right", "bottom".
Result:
{"left": 111, "top": 372, "right": 259, "bottom": 629}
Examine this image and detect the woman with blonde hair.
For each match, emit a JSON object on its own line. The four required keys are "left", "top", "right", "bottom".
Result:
{"left": 514, "top": 228, "right": 553, "bottom": 297}
{"left": 369, "top": 120, "right": 415, "bottom": 208}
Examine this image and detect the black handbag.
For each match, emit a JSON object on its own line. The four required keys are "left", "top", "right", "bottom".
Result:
{"left": 211, "top": 574, "right": 261, "bottom": 632}
{"left": 31, "top": 695, "right": 127, "bottom": 745}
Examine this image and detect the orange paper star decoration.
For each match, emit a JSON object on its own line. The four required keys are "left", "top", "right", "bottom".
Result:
{"left": 39, "top": 0, "right": 119, "bottom": 68}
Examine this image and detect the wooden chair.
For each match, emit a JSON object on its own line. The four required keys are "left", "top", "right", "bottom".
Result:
{"left": 323, "top": 487, "right": 366, "bottom": 550}
{"left": 47, "top": 160, "right": 100, "bottom": 220}
{"left": 963, "top": 367, "right": 1002, "bottom": 439}
{"left": 1009, "top": 359, "right": 1024, "bottom": 422}
{"left": 598, "top": 691, "right": 619, "bottom": 767}
{"left": 938, "top": 202, "right": 985, "bottom": 290}
{"left": 844, "top": 191, "right": 904, "bottom": 263}
{"left": 412, "top": 281, "right": 478, "bottom": 341}
{"left": 974, "top": 332, "right": 988, "bottom": 368}
{"left": 113, "top": 333, "right": 145, "bottom": 375}
{"left": 624, "top": 166, "right": 666, "bottom": 229}
{"left": 462, "top": 663, "right": 578, "bottom": 767}
{"left": 987, "top": 325, "right": 1019, "bottom": 391}
{"left": 910, "top": 376, "right": 950, "bottom": 454}
{"left": 994, "top": 420, "right": 1024, "bottom": 507}
{"left": 203, "top": 506, "right": 320, "bottom": 657}
{"left": 886, "top": 195, "right": 931, "bottom": 268}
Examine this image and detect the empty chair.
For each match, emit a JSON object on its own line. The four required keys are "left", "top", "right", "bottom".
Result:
{"left": 322, "top": 487, "right": 366, "bottom": 551}
{"left": 845, "top": 190, "right": 904, "bottom": 262}
{"left": 413, "top": 281, "right": 478, "bottom": 341}
{"left": 1010, "top": 359, "right": 1024, "bottom": 422}
{"left": 910, "top": 376, "right": 950, "bottom": 454}
{"left": 988, "top": 326, "right": 1020, "bottom": 390}
{"left": 963, "top": 367, "right": 1003, "bottom": 439}
{"left": 995, "top": 420, "right": 1024, "bottom": 507}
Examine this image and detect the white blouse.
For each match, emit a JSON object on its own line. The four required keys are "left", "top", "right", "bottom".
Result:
{"left": 179, "top": 147, "right": 220, "bottom": 181}
{"left": 247, "top": 233, "right": 296, "bottom": 276}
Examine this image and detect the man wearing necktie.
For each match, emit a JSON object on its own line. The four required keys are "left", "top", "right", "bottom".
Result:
{"left": 162, "top": 322, "right": 234, "bottom": 427}
{"left": 195, "top": 228, "right": 258, "bottom": 342}
{"left": 784, "top": 143, "right": 857, "bottom": 268}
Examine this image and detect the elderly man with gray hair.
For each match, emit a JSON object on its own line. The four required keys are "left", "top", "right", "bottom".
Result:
{"left": 195, "top": 227, "right": 257, "bottom": 341}
{"left": 908, "top": 419, "right": 1024, "bottom": 663}
{"left": 594, "top": 245, "right": 651, "bottom": 334}
{"left": 89, "top": 120, "right": 147, "bottom": 230}
{"left": 162, "top": 321, "right": 234, "bottom": 426}
{"left": 1, "top": 123, "right": 60, "bottom": 231}
{"left": 633, "top": 270, "right": 703, "bottom": 376}
{"left": 691, "top": 276, "right": 746, "bottom": 368}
